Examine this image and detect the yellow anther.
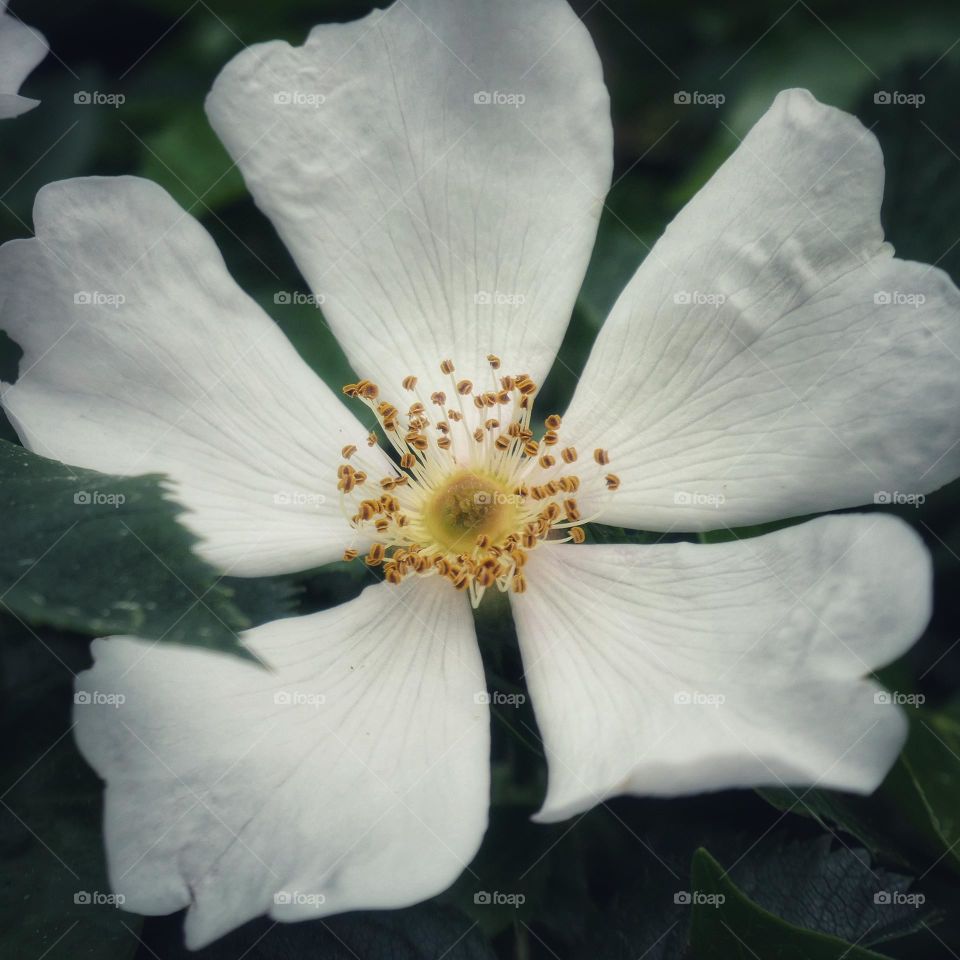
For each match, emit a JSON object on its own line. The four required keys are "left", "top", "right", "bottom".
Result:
{"left": 542, "top": 503, "right": 561, "bottom": 522}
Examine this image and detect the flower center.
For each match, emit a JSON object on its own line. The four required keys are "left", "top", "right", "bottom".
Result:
{"left": 337, "top": 357, "right": 618, "bottom": 607}
{"left": 423, "top": 471, "right": 518, "bottom": 553}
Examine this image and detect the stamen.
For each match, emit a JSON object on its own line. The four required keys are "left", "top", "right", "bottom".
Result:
{"left": 336, "top": 361, "right": 618, "bottom": 606}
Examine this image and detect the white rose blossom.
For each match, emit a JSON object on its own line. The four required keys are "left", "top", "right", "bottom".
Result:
{"left": 0, "top": 1, "right": 47, "bottom": 119}
{"left": 1, "top": 0, "right": 958, "bottom": 949}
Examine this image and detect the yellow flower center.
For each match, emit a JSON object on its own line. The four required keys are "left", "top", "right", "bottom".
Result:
{"left": 337, "top": 357, "right": 618, "bottom": 607}
{"left": 423, "top": 471, "right": 519, "bottom": 553}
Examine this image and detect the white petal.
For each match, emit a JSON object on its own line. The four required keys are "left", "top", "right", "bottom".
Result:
{"left": 511, "top": 514, "right": 930, "bottom": 822}
{"left": 0, "top": 177, "right": 384, "bottom": 575}
{"left": 565, "top": 89, "right": 960, "bottom": 531}
{"left": 206, "top": 0, "right": 612, "bottom": 392}
{"left": 74, "top": 577, "right": 489, "bottom": 949}
{"left": 0, "top": 3, "right": 47, "bottom": 119}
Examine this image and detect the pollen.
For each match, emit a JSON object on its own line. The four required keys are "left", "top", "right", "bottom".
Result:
{"left": 336, "top": 359, "right": 618, "bottom": 607}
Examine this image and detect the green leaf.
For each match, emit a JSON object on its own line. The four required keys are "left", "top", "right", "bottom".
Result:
{"left": 690, "top": 846, "right": 914, "bottom": 959}
{"left": 140, "top": 105, "right": 246, "bottom": 213}
{"left": 588, "top": 522, "right": 678, "bottom": 546}
{"left": 697, "top": 513, "right": 813, "bottom": 544}
{"left": 756, "top": 787, "right": 916, "bottom": 871}
{"left": 883, "top": 703, "right": 960, "bottom": 876}
{"left": 0, "top": 440, "right": 254, "bottom": 659}
{"left": 218, "top": 574, "right": 302, "bottom": 628}
{"left": 723, "top": 837, "right": 933, "bottom": 946}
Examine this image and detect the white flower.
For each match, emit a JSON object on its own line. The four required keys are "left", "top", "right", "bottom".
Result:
{"left": 0, "top": 1, "right": 47, "bottom": 119}
{"left": 1, "top": 0, "right": 957, "bottom": 949}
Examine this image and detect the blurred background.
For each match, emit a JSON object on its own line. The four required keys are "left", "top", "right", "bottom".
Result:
{"left": 3, "top": 0, "right": 960, "bottom": 957}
